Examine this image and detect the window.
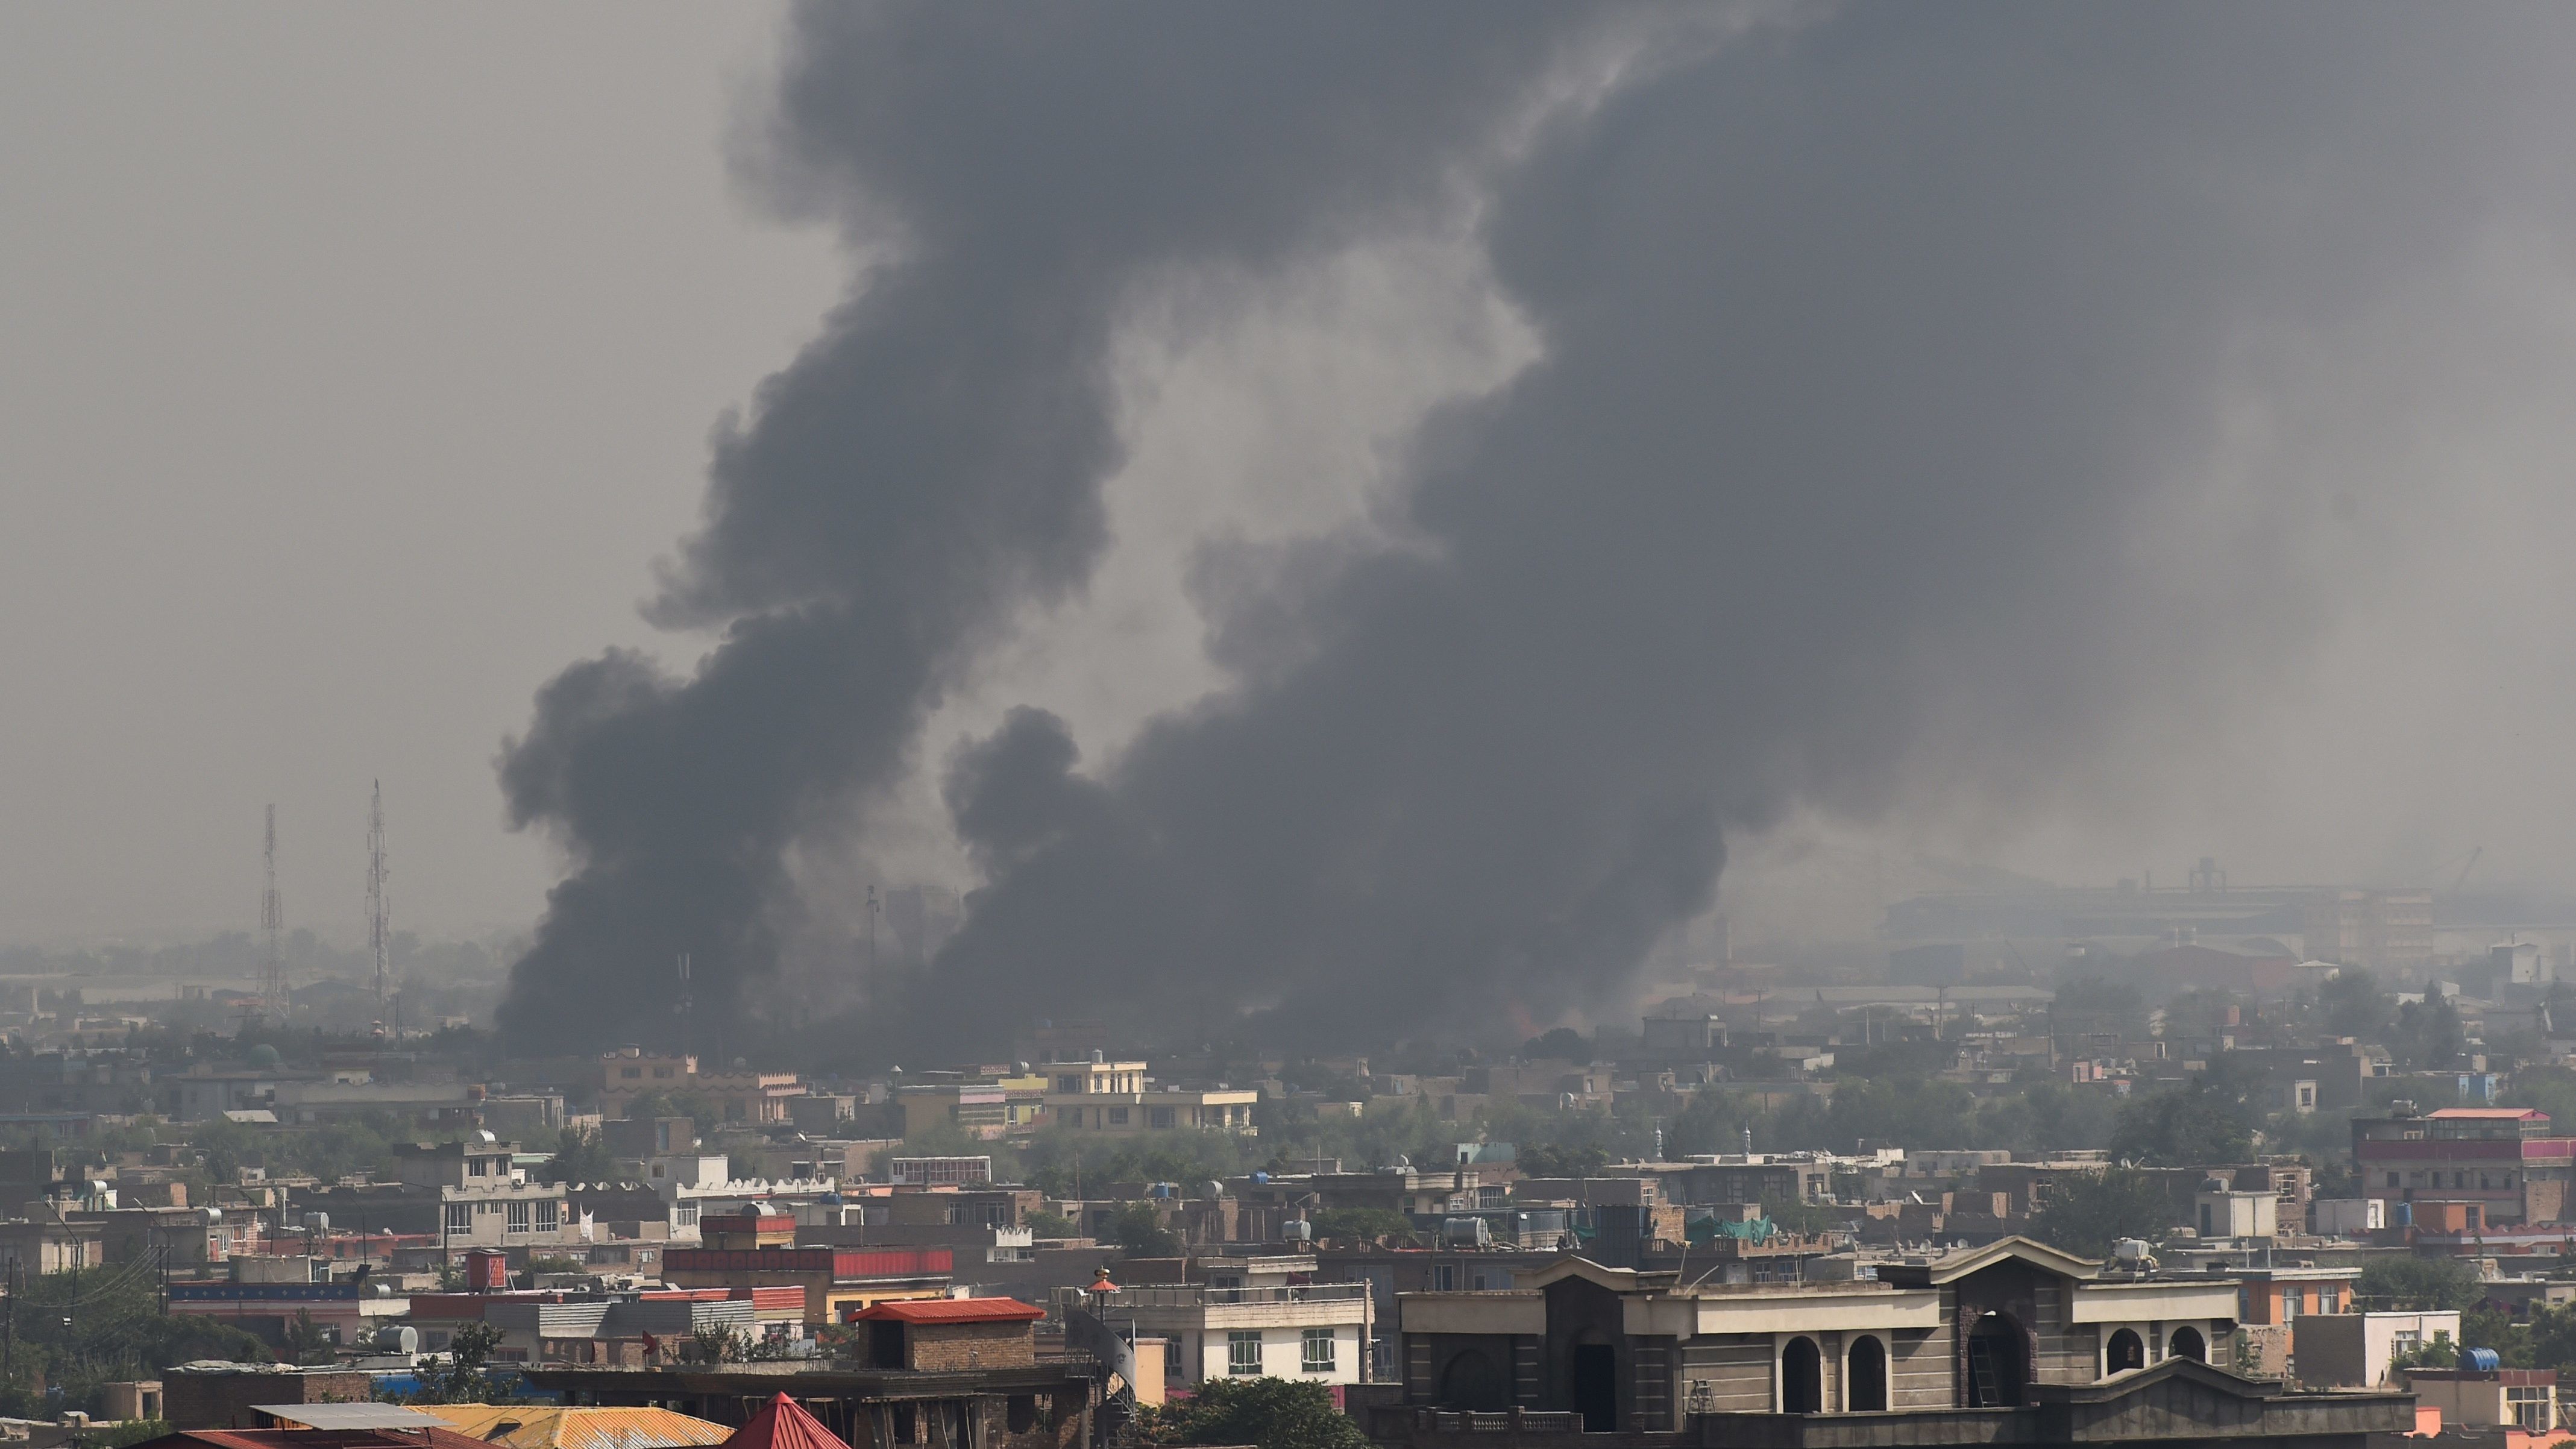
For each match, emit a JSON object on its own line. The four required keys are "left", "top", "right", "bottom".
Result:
{"left": 2387, "top": 1172, "right": 2401, "bottom": 1189}
{"left": 2509, "top": 1386, "right": 2551, "bottom": 1431}
{"left": 1058, "top": 1076, "right": 1081, "bottom": 1093}
{"left": 2456, "top": 1172, "right": 2469, "bottom": 1189}
{"left": 653, "top": 1067, "right": 674, "bottom": 1078}
{"left": 2281, "top": 1289, "right": 2299, "bottom": 1320}
{"left": 1149, "top": 1107, "right": 1175, "bottom": 1130}
{"left": 1302, "top": 1328, "right": 1336, "bottom": 1374}
{"left": 1228, "top": 1331, "right": 1263, "bottom": 1375}
{"left": 1434, "top": 1265, "right": 1458, "bottom": 1292}
{"left": 469, "top": 1157, "right": 489, "bottom": 1178}
{"left": 507, "top": 1201, "right": 531, "bottom": 1234}
{"left": 622, "top": 1067, "right": 642, "bottom": 1079}
{"left": 536, "top": 1200, "right": 560, "bottom": 1233}
{"left": 445, "top": 1203, "right": 471, "bottom": 1235}
{"left": 677, "top": 1202, "right": 700, "bottom": 1227}
{"left": 1107, "top": 1107, "right": 1129, "bottom": 1126}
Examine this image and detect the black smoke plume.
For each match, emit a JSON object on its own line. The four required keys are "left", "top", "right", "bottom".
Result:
{"left": 507, "top": 4, "right": 2576, "bottom": 1057}
{"left": 496, "top": 3, "right": 1615, "bottom": 1053}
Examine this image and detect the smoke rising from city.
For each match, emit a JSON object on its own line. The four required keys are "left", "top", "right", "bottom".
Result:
{"left": 494, "top": 2, "right": 1630, "bottom": 1051}
{"left": 502, "top": 4, "right": 2576, "bottom": 1056}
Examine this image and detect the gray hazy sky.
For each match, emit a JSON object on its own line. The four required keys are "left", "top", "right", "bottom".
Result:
{"left": 0, "top": 4, "right": 839, "bottom": 945}
{"left": 11, "top": 4, "right": 2576, "bottom": 967}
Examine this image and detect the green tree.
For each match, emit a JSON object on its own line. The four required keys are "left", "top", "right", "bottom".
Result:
{"left": 2029, "top": 1171, "right": 2176, "bottom": 1257}
{"left": 2522, "top": 1303, "right": 2576, "bottom": 1371}
{"left": 2053, "top": 979, "right": 2148, "bottom": 1041}
{"left": 2390, "top": 1329, "right": 2458, "bottom": 1372}
{"left": 1025, "top": 1210, "right": 1079, "bottom": 1238}
{"left": 398, "top": 1321, "right": 515, "bottom": 1404}
{"left": 2393, "top": 999, "right": 2465, "bottom": 1071}
{"left": 283, "top": 1309, "right": 335, "bottom": 1366}
{"left": 2320, "top": 968, "right": 2394, "bottom": 1040}
{"left": 1140, "top": 1377, "right": 1368, "bottom": 1449}
{"left": 1308, "top": 1208, "right": 1417, "bottom": 1246}
{"left": 1110, "top": 1202, "right": 1180, "bottom": 1257}
{"left": 535, "top": 1126, "right": 617, "bottom": 1186}
{"left": 2357, "top": 1256, "right": 2479, "bottom": 1312}
{"left": 2108, "top": 1079, "right": 2254, "bottom": 1166}
{"left": 1516, "top": 1143, "right": 1611, "bottom": 1178}
{"left": 4, "top": 1251, "right": 272, "bottom": 1408}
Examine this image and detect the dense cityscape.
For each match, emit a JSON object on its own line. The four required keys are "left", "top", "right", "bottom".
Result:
{"left": 14, "top": 4, "right": 2576, "bottom": 1449}
{"left": 0, "top": 867, "right": 2560, "bottom": 1447}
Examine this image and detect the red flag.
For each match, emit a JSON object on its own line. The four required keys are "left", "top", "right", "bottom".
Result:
{"left": 641, "top": 1331, "right": 660, "bottom": 1357}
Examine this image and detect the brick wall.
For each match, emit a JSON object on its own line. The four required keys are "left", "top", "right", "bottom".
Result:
{"left": 908, "top": 1321, "right": 1038, "bottom": 1371}
{"left": 165, "top": 1371, "right": 374, "bottom": 1429}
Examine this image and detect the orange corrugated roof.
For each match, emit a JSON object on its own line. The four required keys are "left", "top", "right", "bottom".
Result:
{"left": 421, "top": 1406, "right": 730, "bottom": 1449}
{"left": 850, "top": 1297, "right": 1043, "bottom": 1324}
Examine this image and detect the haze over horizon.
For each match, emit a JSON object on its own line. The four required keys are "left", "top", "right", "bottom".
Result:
{"left": 7, "top": 4, "right": 2576, "bottom": 1038}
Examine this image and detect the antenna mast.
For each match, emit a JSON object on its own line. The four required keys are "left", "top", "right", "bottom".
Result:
{"left": 261, "top": 805, "right": 284, "bottom": 1025}
{"left": 367, "top": 782, "right": 391, "bottom": 1019}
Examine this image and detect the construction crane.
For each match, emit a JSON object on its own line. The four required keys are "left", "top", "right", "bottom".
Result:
{"left": 2451, "top": 845, "right": 2484, "bottom": 897}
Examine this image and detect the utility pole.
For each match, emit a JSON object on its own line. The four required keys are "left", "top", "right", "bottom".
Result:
{"left": 676, "top": 954, "right": 693, "bottom": 1057}
{"left": 262, "top": 805, "right": 285, "bottom": 1027}
{"left": 367, "top": 782, "right": 391, "bottom": 1020}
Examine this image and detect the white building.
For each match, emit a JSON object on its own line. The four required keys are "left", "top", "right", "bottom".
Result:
{"left": 400, "top": 1136, "right": 585, "bottom": 1255}
{"left": 1098, "top": 1255, "right": 1373, "bottom": 1389}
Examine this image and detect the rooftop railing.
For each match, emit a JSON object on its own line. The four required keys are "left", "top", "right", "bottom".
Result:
{"left": 1110, "top": 1283, "right": 1372, "bottom": 1308}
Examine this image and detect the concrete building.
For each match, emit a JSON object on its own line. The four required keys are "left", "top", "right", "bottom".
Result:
{"left": 2304, "top": 889, "right": 2435, "bottom": 974}
{"left": 1097, "top": 1259, "right": 1374, "bottom": 1390}
{"left": 2408, "top": 1364, "right": 2560, "bottom": 1434}
{"left": 658, "top": 1244, "right": 952, "bottom": 1325}
{"left": 1039, "top": 1057, "right": 1256, "bottom": 1137}
{"left": 2192, "top": 1180, "right": 2280, "bottom": 1242}
{"left": 2229, "top": 1265, "right": 2357, "bottom": 1326}
{"left": 2293, "top": 1309, "right": 2461, "bottom": 1388}
{"left": 596, "top": 1049, "right": 803, "bottom": 1126}
{"left": 1393, "top": 1239, "right": 2239, "bottom": 1429}
{"left": 398, "top": 1139, "right": 585, "bottom": 1257}
{"left": 166, "top": 1280, "right": 410, "bottom": 1350}
{"left": 2352, "top": 1105, "right": 2576, "bottom": 1225}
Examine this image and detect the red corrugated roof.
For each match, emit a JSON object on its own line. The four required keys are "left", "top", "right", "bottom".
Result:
{"left": 720, "top": 1396, "right": 849, "bottom": 1449}
{"left": 850, "top": 1297, "right": 1043, "bottom": 1324}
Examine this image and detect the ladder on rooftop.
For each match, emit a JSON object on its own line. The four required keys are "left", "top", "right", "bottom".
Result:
{"left": 1966, "top": 1336, "right": 2002, "bottom": 1407}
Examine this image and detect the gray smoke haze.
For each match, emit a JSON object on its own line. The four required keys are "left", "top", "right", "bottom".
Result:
{"left": 496, "top": 2, "right": 1629, "bottom": 1052}
{"left": 506, "top": 3, "right": 2576, "bottom": 1056}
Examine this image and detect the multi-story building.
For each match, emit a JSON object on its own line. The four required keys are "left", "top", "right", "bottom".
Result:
{"left": 1093, "top": 1255, "right": 1374, "bottom": 1390}
{"left": 2303, "top": 890, "right": 2435, "bottom": 974}
{"left": 1392, "top": 1238, "right": 2251, "bottom": 1430}
{"left": 595, "top": 1049, "right": 803, "bottom": 1125}
{"left": 400, "top": 1138, "right": 586, "bottom": 1256}
{"left": 1040, "top": 1055, "right": 1257, "bottom": 1137}
{"left": 2351, "top": 1107, "right": 2576, "bottom": 1225}
{"left": 659, "top": 1243, "right": 952, "bottom": 1325}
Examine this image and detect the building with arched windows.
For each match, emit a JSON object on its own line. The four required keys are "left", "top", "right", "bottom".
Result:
{"left": 1380, "top": 1237, "right": 2407, "bottom": 1444}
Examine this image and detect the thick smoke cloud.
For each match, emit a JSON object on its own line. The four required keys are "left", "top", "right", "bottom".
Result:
{"left": 508, "top": 2, "right": 2576, "bottom": 1057}
{"left": 496, "top": 3, "right": 1620, "bottom": 1052}
{"left": 910, "top": 7, "right": 2576, "bottom": 1052}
